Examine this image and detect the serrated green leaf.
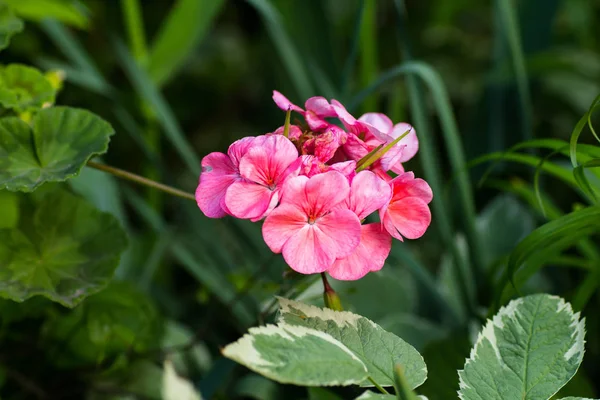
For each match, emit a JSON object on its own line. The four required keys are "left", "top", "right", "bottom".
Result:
{"left": 0, "top": 189, "right": 127, "bottom": 307}
{"left": 222, "top": 323, "right": 368, "bottom": 386}
{"left": 0, "top": 3, "right": 23, "bottom": 51}
{"left": 277, "top": 298, "right": 427, "bottom": 389}
{"left": 163, "top": 360, "right": 203, "bottom": 400}
{"left": 557, "top": 397, "right": 599, "bottom": 400}
{"left": 356, "top": 393, "right": 428, "bottom": 400}
{"left": 0, "top": 106, "right": 114, "bottom": 192}
{"left": 3, "top": 0, "right": 89, "bottom": 29}
{"left": 0, "top": 64, "right": 56, "bottom": 112}
{"left": 147, "top": 0, "right": 225, "bottom": 87}
{"left": 459, "top": 294, "right": 586, "bottom": 400}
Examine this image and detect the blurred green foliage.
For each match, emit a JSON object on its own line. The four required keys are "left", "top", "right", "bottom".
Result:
{"left": 1, "top": 0, "right": 600, "bottom": 399}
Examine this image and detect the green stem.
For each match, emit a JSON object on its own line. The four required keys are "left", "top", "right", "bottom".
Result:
{"left": 87, "top": 161, "right": 195, "bottom": 202}
{"left": 368, "top": 376, "right": 389, "bottom": 394}
{"left": 321, "top": 273, "right": 343, "bottom": 311}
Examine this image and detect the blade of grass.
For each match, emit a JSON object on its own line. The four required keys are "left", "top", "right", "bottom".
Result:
{"left": 358, "top": 0, "right": 378, "bottom": 112}
{"left": 340, "top": 1, "right": 365, "bottom": 97}
{"left": 147, "top": 0, "right": 226, "bottom": 87}
{"left": 120, "top": 0, "right": 148, "bottom": 64}
{"left": 496, "top": 0, "right": 533, "bottom": 142}
{"left": 246, "top": 0, "right": 313, "bottom": 99}
{"left": 114, "top": 38, "right": 201, "bottom": 175}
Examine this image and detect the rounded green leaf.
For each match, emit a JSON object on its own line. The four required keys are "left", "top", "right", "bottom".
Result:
{"left": 0, "top": 4, "right": 23, "bottom": 51}
{"left": 0, "top": 64, "right": 56, "bottom": 112}
{"left": 277, "top": 298, "right": 427, "bottom": 389}
{"left": 458, "top": 294, "right": 586, "bottom": 400}
{"left": 0, "top": 189, "right": 128, "bottom": 307}
{"left": 0, "top": 106, "right": 114, "bottom": 192}
{"left": 222, "top": 323, "right": 368, "bottom": 386}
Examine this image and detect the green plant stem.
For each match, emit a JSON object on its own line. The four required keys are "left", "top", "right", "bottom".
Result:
{"left": 321, "top": 273, "right": 342, "bottom": 311}
{"left": 86, "top": 161, "right": 195, "bottom": 201}
{"left": 368, "top": 376, "right": 389, "bottom": 394}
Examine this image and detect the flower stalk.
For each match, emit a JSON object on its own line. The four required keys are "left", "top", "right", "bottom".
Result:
{"left": 321, "top": 273, "right": 343, "bottom": 311}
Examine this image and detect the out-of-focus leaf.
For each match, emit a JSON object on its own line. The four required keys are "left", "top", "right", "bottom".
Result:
{"left": 162, "top": 320, "right": 212, "bottom": 375}
{"left": 222, "top": 323, "right": 368, "bottom": 386}
{"left": 552, "top": 370, "right": 598, "bottom": 399}
{"left": 377, "top": 314, "right": 447, "bottom": 351}
{"left": 147, "top": 0, "right": 225, "bottom": 87}
{"left": 0, "top": 191, "right": 18, "bottom": 229}
{"left": 459, "top": 294, "right": 585, "bottom": 400}
{"left": 44, "top": 281, "right": 160, "bottom": 365}
{"left": 0, "top": 107, "right": 114, "bottom": 192}
{"left": 277, "top": 298, "right": 427, "bottom": 389}
{"left": 3, "top": 0, "right": 89, "bottom": 29}
{"left": 0, "top": 64, "right": 56, "bottom": 112}
{"left": 163, "top": 360, "right": 203, "bottom": 400}
{"left": 90, "top": 360, "right": 163, "bottom": 400}
{"left": 0, "top": 189, "right": 127, "bottom": 307}
{"left": 0, "top": 4, "right": 23, "bottom": 51}
{"left": 233, "top": 374, "right": 282, "bottom": 400}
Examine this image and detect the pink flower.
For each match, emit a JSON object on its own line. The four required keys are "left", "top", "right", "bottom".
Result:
{"left": 225, "top": 135, "right": 299, "bottom": 221}
{"left": 380, "top": 172, "right": 433, "bottom": 241}
{"left": 328, "top": 171, "right": 392, "bottom": 280}
{"left": 262, "top": 171, "right": 361, "bottom": 274}
{"left": 196, "top": 136, "right": 261, "bottom": 218}
{"left": 272, "top": 91, "right": 337, "bottom": 132}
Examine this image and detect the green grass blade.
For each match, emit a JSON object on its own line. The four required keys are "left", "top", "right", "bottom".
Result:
{"left": 147, "top": 0, "right": 225, "bottom": 87}
{"left": 340, "top": 1, "right": 364, "bottom": 96}
{"left": 495, "top": 206, "right": 600, "bottom": 309}
{"left": 496, "top": 0, "right": 533, "bottom": 142}
{"left": 114, "top": 39, "right": 200, "bottom": 175}
{"left": 246, "top": 0, "right": 313, "bottom": 99}
{"left": 358, "top": 0, "right": 378, "bottom": 112}
{"left": 120, "top": 0, "right": 148, "bottom": 64}
{"left": 5, "top": 0, "right": 89, "bottom": 29}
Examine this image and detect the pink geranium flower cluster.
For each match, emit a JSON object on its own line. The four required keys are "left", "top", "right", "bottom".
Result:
{"left": 195, "top": 91, "right": 432, "bottom": 281}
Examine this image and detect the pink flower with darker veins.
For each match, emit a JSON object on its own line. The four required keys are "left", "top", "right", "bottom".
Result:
{"left": 380, "top": 172, "right": 433, "bottom": 241}
{"left": 225, "top": 135, "right": 300, "bottom": 221}
{"left": 328, "top": 171, "right": 392, "bottom": 280}
{"left": 262, "top": 171, "right": 361, "bottom": 274}
{"left": 196, "top": 136, "right": 262, "bottom": 218}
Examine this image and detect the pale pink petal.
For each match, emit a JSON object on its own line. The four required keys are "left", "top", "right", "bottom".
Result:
{"left": 251, "top": 191, "right": 280, "bottom": 222}
{"left": 391, "top": 173, "right": 433, "bottom": 204}
{"left": 389, "top": 163, "right": 405, "bottom": 175}
{"left": 282, "top": 225, "right": 336, "bottom": 274}
{"left": 328, "top": 223, "right": 392, "bottom": 280}
{"left": 239, "top": 135, "right": 298, "bottom": 185}
{"left": 347, "top": 171, "right": 392, "bottom": 220}
{"left": 279, "top": 175, "right": 310, "bottom": 210}
{"left": 272, "top": 90, "right": 303, "bottom": 113}
{"left": 305, "top": 112, "right": 330, "bottom": 131}
{"left": 343, "top": 134, "right": 369, "bottom": 161}
{"left": 314, "top": 127, "right": 346, "bottom": 162}
{"left": 379, "top": 144, "right": 407, "bottom": 171}
{"left": 331, "top": 100, "right": 356, "bottom": 126}
{"left": 273, "top": 125, "right": 302, "bottom": 140}
{"left": 225, "top": 181, "right": 275, "bottom": 220}
{"left": 386, "top": 197, "right": 431, "bottom": 239}
{"left": 305, "top": 97, "right": 336, "bottom": 117}
{"left": 262, "top": 204, "right": 307, "bottom": 253}
{"left": 316, "top": 209, "right": 361, "bottom": 259}
{"left": 228, "top": 136, "right": 260, "bottom": 166}
{"left": 196, "top": 152, "right": 237, "bottom": 218}
{"left": 329, "top": 160, "right": 357, "bottom": 180}
{"left": 358, "top": 113, "right": 393, "bottom": 134}
{"left": 305, "top": 171, "right": 350, "bottom": 217}
{"left": 390, "top": 123, "right": 418, "bottom": 163}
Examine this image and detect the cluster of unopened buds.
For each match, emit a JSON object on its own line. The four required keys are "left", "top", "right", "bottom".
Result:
{"left": 196, "top": 91, "right": 432, "bottom": 281}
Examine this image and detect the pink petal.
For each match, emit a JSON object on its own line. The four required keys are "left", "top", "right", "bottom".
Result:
{"left": 346, "top": 171, "right": 392, "bottom": 220}
{"left": 196, "top": 152, "right": 238, "bottom": 218}
{"left": 391, "top": 173, "right": 433, "bottom": 204}
{"left": 282, "top": 224, "right": 336, "bottom": 274}
{"left": 314, "top": 127, "right": 346, "bottom": 163}
{"left": 305, "top": 97, "right": 336, "bottom": 117}
{"left": 343, "top": 134, "right": 370, "bottom": 161}
{"left": 381, "top": 202, "right": 404, "bottom": 241}
{"left": 305, "top": 171, "right": 351, "bottom": 217}
{"left": 273, "top": 125, "right": 302, "bottom": 140}
{"left": 262, "top": 204, "right": 307, "bottom": 253}
{"left": 358, "top": 113, "right": 393, "bottom": 134}
{"left": 389, "top": 163, "right": 405, "bottom": 175}
{"left": 316, "top": 209, "right": 361, "bottom": 259}
{"left": 305, "top": 112, "right": 330, "bottom": 131}
{"left": 379, "top": 144, "right": 407, "bottom": 171}
{"left": 390, "top": 123, "right": 418, "bottom": 163}
{"left": 386, "top": 197, "right": 431, "bottom": 239}
{"left": 225, "top": 181, "right": 275, "bottom": 220}
{"left": 272, "top": 90, "right": 303, "bottom": 113}
{"left": 328, "top": 160, "right": 357, "bottom": 180}
{"left": 228, "top": 136, "right": 260, "bottom": 167}
{"left": 328, "top": 223, "right": 392, "bottom": 280}
{"left": 238, "top": 135, "right": 298, "bottom": 185}
{"left": 280, "top": 175, "right": 310, "bottom": 210}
